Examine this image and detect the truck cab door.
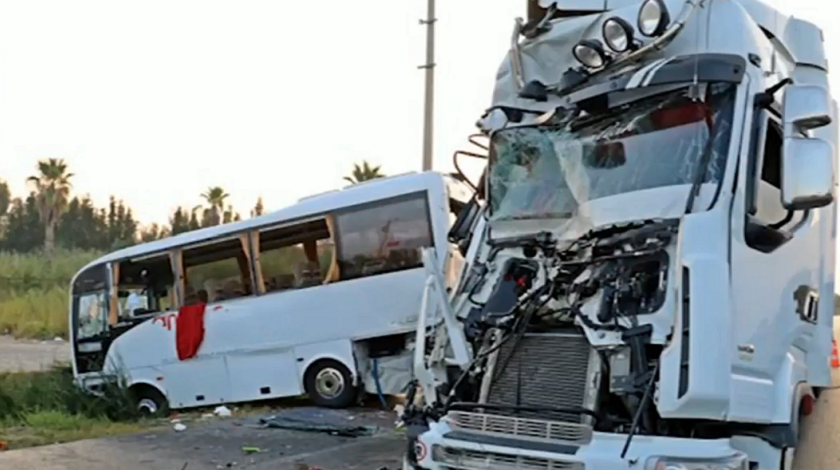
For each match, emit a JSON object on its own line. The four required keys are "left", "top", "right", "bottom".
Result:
{"left": 729, "top": 107, "right": 834, "bottom": 422}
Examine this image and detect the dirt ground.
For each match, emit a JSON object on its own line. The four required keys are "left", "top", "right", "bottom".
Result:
{"left": 0, "top": 335, "right": 70, "bottom": 373}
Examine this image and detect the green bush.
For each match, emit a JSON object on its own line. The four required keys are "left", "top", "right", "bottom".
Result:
{"left": 0, "top": 367, "right": 149, "bottom": 449}
{"left": 0, "top": 366, "right": 139, "bottom": 423}
{"left": 0, "top": 250, "right": 101, "bottom": 339}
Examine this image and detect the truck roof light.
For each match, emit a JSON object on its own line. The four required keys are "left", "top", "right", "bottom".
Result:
{"left": 638, "top": 0, "right": 671, "bottom": 37}
{"left": 573, "top": 39, "right": 610, "bottom": 69}
{"left": 603, "top": 17, "right": 636, "bottom": 53}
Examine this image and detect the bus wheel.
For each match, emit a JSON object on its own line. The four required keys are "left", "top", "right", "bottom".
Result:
{"left": 130, "top": 385, "right": 169, "bottom": 417}
{"left": 305, "top": 360, "right": 356, "bottom": 408}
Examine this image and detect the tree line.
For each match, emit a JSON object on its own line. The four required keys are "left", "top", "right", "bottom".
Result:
{"left": 0, "top": 159, "right": 385, "bottom": 255}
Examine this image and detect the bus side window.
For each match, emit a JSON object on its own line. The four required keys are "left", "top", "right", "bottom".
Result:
{"left": 258, "top": 218, "right": 333, "bottom": 292}
{"left": 117, "top": 255, "right": 175, "bottom": 319}
{"left": 334, "top": 193, "right": 434, "bottom": 281}
{"left": 183, "top": 238, "right": 253, "bottom": 304}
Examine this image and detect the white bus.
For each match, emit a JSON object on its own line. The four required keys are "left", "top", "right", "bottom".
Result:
{"left": 69, "top": 171, "right": 469, "bottom": 414}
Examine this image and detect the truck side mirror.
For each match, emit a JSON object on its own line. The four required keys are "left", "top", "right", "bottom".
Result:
{"left": 781, "top": 137, "right": 835, "bottom": 210}
{"left": 781, "top": 85, "right": 836, "bottom": 211}
{"left": 782, "top": 85, "right": 832, "bottom": 133}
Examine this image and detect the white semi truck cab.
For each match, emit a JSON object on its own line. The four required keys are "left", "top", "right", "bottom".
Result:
{"left": 404, "top": 1, "right": 838, "bottom": 469}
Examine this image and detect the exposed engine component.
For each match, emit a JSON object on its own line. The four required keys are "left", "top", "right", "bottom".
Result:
{"left": 430, "top": 220, "right": 677, "bottom": 437}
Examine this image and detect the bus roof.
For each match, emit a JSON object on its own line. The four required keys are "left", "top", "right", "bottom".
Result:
{"left": 79, "top": 170, "right": 449, "bottom": 271}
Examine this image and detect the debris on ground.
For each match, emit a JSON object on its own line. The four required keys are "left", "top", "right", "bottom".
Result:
{"left": 242, "top": 446, "right": 261, "bottom": 454}
{"left": 174, "top": 423, "right": 187, "bottom": 432}
{"left": 214, "top": 405, "right": 232, "bottom": 417}
{"left": 393, "top": 405, "right": 405, "bottom": 429}
{"left": 258, "top": 415, "right": 377, "bottom": 438}
{"left": 0, "top": 440, "right": 8, "bottom": 451}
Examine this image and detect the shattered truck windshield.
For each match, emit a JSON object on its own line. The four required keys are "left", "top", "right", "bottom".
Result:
{"left": 488, "top": 83, "right": 736, "bottom": 221}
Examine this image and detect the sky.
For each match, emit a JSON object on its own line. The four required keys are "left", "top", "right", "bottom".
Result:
{"left": 0, "top": 0, "right": 835, "bottom": 227}
{"left": 0, "top": 0, "right": 521, "bottom": 225}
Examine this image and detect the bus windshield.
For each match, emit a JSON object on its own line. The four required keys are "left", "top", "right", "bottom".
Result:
{"left": 76, "top": 290, "right": 109, "bottom": 339}
{"left": 71, "top": 264, "right": 110, "bottom": 340}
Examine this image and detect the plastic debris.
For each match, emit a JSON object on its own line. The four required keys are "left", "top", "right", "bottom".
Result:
{"left": 174, "top": 423, "right": 187, "bottom": 432}
{"left": 214, "top": 405, "right": 232, "bottom": 417}
{"left": 394, "top": 404, "right": 406, "bottom": 428}
{"left": 242, "top": 446, "right": 261, "bottom": 454}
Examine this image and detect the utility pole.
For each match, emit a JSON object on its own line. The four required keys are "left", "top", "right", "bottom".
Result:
{"left": 419, "top": 0, "right": 436, "bottom": 171}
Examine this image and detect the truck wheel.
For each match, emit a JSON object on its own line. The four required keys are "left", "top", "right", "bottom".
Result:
{"left": 130, "top": 385, "right": 169, "bottom": 417}
{"left": 305, "top": 359, "right": 357, "bottom": 408}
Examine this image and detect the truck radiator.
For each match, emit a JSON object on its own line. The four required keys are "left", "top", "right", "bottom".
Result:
{"left": 485, "top": 330, "right": 599, "bottom": 424}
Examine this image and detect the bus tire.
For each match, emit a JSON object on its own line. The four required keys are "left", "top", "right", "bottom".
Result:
{"left": 130, "top": 384, "right": 169, "bottom": 418}
{"left": 305, "top": 359, "right": 356, "bottom": 409}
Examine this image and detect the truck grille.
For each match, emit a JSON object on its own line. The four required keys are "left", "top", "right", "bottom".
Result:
{"left": 486, "top": 331, "right": 597, "bottom": 423}
{"left": 432, "top": 445, "right": 584, "bottom": 470}
{"left": 446, "top": 411, "right": 592, "bottom": 445}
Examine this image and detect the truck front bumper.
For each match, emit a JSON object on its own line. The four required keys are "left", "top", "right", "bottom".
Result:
{"left": 412, "top": 418, "right": 749, "bottom": 470}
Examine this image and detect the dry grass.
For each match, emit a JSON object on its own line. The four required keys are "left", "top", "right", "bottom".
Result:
{"left": 0, "top": 250, "right": 100, "bottom": 339}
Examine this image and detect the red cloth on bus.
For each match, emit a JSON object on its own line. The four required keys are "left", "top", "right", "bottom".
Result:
{"left": 176, "top": 302, "right": 206, "bottom": 361}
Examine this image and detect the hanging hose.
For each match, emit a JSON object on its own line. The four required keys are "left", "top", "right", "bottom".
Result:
{"left": 453, "top": 133, "right": 490, "bottom": 194}
{"left": 372, "top": 358, "right": 388, "bottom": 409}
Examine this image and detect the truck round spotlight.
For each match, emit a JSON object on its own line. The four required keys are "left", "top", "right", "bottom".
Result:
{"left": 638, "top": 0, "right": 670, "bottom": 37}
{"left": 602, "top": 17, "right": 635, "bottom": 52}
{"left": 573, "top": 39, "right": 610, "bottom": 69}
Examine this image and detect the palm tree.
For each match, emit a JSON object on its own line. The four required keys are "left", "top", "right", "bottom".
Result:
{"left": 27, "top": 159, "right": 74, "bottom": 254}
{"left": 251, "top": 197, "right": 265, "bottom": 218}
{"left": 343, "top": 161, "right": 385, "bottom": 185}
{"left": 0, "top": 179, "right": 10, "bottom": 218}
{"left": 200, "top": 186, "right": 230, "bottom": 226}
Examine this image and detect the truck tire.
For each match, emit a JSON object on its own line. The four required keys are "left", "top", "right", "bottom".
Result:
{"left": 305, "top": 359, "right": 357, "bottom": 408}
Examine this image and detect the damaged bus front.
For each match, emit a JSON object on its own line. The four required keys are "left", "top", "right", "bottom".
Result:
{"left": 405, "top": 1, "right": 837, "bottom": 469}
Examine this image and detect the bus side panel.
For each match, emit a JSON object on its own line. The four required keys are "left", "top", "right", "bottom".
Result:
{"left": 233, "top": 268, "right": 426, "bottom": 352}
{"left": 227, "top": 345, "right": 302, "bottom": 402}
{"left": 163, "top": 357, "right": 231, "bottom": 409}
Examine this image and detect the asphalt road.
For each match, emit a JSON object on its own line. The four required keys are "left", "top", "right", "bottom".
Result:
{"left": 1, "top": 382, "right": 838, "bottom": 470}
{"left": 795, "top": 382, "right": 840, "bottom": 470}
{"left": 1, "top": 338, "right": 839, "bottom": 469}
{"left": 0, "top": 408, "right": 405, "bottom": 470}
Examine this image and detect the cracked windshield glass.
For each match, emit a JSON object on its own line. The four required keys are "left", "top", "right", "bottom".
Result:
{"left": 488, "top": 83, "right": 737, "bottom": 221}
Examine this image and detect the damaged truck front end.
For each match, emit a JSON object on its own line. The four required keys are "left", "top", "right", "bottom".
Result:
{"left": 404, "top": 1, "right": 838, "bottom": 469}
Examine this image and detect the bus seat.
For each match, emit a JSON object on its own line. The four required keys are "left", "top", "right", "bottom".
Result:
{"left": 293, "top": 260, "right": 322, "bottom": 288}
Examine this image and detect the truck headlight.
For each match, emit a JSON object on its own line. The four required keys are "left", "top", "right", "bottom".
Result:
{"left": 602, "top": 17, "right": 635, "bottom": 53}
{"left": 648, "top": 453, "right": 748, "bottom": 470}
{"left": 573, "top": 39, "right": 610, "bottom": 69}
{"left": 638, "top": 0, "right": 671, "bottom": 37}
